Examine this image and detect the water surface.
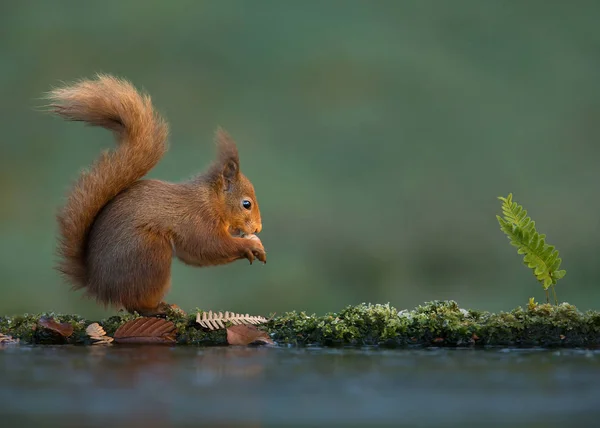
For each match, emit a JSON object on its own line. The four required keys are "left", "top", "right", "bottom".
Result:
{"left": 1, "top": 345, "right": 599, "bottom": 427}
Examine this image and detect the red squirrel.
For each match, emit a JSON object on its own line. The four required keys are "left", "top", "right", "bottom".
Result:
{"left": 46, "top": 74, "right": 266, "bottom": 316}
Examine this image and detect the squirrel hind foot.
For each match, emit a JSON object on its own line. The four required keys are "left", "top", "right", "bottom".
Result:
{"left": 131, "top": 302, "right": 187, "bottom": 318}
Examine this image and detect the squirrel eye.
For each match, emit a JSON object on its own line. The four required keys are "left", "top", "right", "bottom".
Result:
{"left": 242, "top": 200, "right": 252, "bottom": 210}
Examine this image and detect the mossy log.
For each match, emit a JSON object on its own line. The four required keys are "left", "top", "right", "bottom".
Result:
{"left": 1, "top": 300, "right": 600, "bottom": 348}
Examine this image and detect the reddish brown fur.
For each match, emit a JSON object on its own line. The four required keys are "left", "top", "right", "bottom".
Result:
{"left": 47, "top": 74, "right": 265, "bottom": 315}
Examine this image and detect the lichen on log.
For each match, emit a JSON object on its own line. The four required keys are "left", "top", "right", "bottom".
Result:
{"left": 1, "top": 300, "right": 599, "bottom": 348}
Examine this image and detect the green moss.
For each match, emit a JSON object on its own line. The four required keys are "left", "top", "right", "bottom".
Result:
{"left": 165, "top": 310, "right": 228, "bottom": 346}
{"left": 268, "top": 303, "right": 412, "bottom": 346}
{"left": 0, "top": 312, "right": 90, "bottom": 345}
{"left": 1, "top": 301, "right": 599, "bottom": 348}
{"left": 268, "top": 300, "right": 600, "bottom": 348}
{"left": 474, "top": 302, "right": 598, "bottom": 347}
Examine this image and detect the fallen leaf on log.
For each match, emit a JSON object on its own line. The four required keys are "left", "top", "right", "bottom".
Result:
{"left": 38, "top": 316, "right": 74, "bottom": 337}
{"left": 85, "top": 322, "right": 114, "bottom": 345}
{"left": 196, "top": 310, "right": 268, "bottom": 331}
{"left": 113, "top": 317, "right": 176, "bottom": 344}
{"left": 226, "top": 324, "right": 274, "bottom": 346}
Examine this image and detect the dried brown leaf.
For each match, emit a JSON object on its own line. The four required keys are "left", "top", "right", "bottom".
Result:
{"left": 196, "top": 310, "right": 268, "bottom": 331}
{"left": 38, "top": 316, "right": 74, "bottom": 337}
{"left": 113, "top": 317, "right": 176, "bottom": 344}
{"left": 226, "top": 324, "right": 274, "bottom": 346}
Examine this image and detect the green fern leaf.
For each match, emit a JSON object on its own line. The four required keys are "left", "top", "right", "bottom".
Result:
{"left": 497, "top": 194, "right": 566, "bottom": 293}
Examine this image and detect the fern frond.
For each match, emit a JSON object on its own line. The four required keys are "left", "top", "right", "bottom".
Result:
{"left": 196, "top": 311, "right": 268, "bottom": 331}
{"left": 497, "top": 194, "right": 566, "bottom": 292}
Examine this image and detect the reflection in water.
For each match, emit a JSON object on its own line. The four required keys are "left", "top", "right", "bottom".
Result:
{"left": 0, "top": 346, "right": 599, "bottom": 427}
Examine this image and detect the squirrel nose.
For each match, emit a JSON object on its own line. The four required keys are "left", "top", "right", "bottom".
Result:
{"left": 255, "top": 223, "right": 262, "bottom": 234}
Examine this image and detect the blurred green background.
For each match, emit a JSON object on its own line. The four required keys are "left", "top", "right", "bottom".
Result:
{"left": 1, "top": 1, "right": 599, "bottom": 319}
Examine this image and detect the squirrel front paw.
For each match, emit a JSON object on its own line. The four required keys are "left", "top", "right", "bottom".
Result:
{"left": 242, "top": 234, "right": 267, "bottom": 264}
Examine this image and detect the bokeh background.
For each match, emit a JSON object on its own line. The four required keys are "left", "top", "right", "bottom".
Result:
{"left": 1, "top": 1, "right": 599, "bottom": 319}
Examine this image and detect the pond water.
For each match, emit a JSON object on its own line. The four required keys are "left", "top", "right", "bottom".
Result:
{"left": 0, "top": 345, "right": 599, "bottom": 427}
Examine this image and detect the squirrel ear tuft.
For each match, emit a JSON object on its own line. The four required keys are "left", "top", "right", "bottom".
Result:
{"left": 215, "top": 127, "right": 240, "bottom": 191}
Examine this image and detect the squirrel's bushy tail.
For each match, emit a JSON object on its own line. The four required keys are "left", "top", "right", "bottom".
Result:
{"left": 47, "top": 74, "right": 169, "bottom": 289}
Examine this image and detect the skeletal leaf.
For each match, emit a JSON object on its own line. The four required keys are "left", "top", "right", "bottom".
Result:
{"left": 86, "top": 322, "right": 107, "bottom": 337}
{"left": 196, "top": 310, "right": 268, "bottom": 331}
{"left": 226, "top": 324, "right": 274, "bottom": 346}
{"left": 91, "top": 336, "right": 114, "bottom": 345}
{"left": 114, "top": 317, "right": 176, "bottom": 344}
{"left": 38, "top": 316, "right": 74, "bottom": 337}
{"left": 86, "top": 322, "right": 114, "bottom": 345}
{"left": 0, "top": 333, "right": 19, "bottom": 345}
